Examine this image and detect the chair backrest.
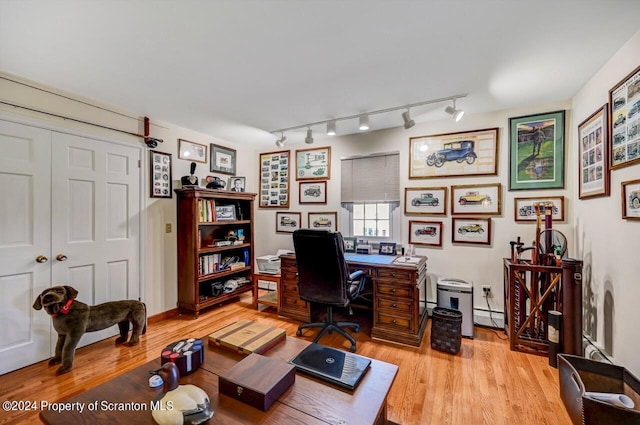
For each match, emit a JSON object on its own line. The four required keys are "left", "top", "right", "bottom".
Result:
{"left": 293, "top": 229, "right": 350, "bottom": 306}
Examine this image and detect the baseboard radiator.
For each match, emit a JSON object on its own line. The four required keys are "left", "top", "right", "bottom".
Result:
{"left": 582, "top": 335, "right": 613, "bottom": 364}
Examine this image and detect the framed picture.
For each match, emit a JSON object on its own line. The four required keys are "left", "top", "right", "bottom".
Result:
{"left": 579, "top": 105, "right": 610, "bottom": 199}
{"left": 378, "top": 242, "right": 397, "bottom": 255}
{"left": 215, "top": 205, "right": 236, "bottom": 221}
{"left": 299, "top": 181, "right": 327, "bottom": 204}
{"left": 451, "top": 183, "right": 501, "bottom": 215}
{"left": 296, "top": 146, "right": 331, "bottom": 180}
{"left": 404, "top": 187, "right": 447, "bottom": 215}
{"left": 343, "top": 237, "right": 357, "bottom": 253}
{"left": 150, "top": 150, "right": 172, "bottom": 198}
{"left": 276, "top": 212, "right": 302, "bottom": 233}
{"left": 509, "top": 110, "right": 565, "bottom": 190}
{"left": 178, "top": 139, "right": 207, "bottom": 163}
{"left": 308, "top": 212, "right": 337, "bottom": 232}
{"left": 259, "top": 150, "right": 290, "bottom": 208}
{"left": 514, "top": 196, "right": 565, "bottom": 222}
{"left": 452, "top": 217, "right": 491, "bottom": 245}
{"left": 409, "top": 128, "right": 498, "bottom": 179}
{"left": 210, "top": 143, "right": 236, "bottom": 175}
{"left": 228, "top": 176, "right": 246, "bottom": 192}
{"left": 621, "top": 179, "right": 640, "bottom": 220}
{"left": 409, "top": 220, "right": 443, "bottom": 247}
{"left": 609, "top": 65, "right": 640, "bottom": 170}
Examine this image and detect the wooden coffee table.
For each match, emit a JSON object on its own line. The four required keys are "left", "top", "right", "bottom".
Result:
{"left": 40, "top": 336, "right": 398, "bottom": 425}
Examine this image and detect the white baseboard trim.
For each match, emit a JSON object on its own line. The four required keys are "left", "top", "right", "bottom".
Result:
{"left": 427, "top": 301, "right": 504, "bottom": 330}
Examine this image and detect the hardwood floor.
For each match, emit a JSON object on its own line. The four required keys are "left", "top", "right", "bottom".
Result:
{"left": 0, "top": 293, "right": 572, "bottom": 425}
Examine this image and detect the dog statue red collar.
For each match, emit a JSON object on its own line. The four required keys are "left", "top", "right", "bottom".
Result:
{"left": 52, "top": 299, "right": 74, "bottom": 317}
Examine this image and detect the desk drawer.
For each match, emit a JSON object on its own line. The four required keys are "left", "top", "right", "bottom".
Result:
{"left": 281, "top": 271, "right": 298, "bottom": 283}
{"left": 376, "top": 311, "right": 413, "bottom": 331}
{"left": 376, "top": 297, "right": 412, "bottom": 313}
{"left": 282, "top": 296, "right": 308, "bottom": 309}
{"left": 377, "top": 268, "right": 413, "bottom": 281}
{"left": 375, "top": 282, "right": 412, "bottom": 298}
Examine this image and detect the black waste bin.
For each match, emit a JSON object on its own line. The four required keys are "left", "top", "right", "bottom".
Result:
{"left": 430, "top": 307, "right": 463, "bottom": 354}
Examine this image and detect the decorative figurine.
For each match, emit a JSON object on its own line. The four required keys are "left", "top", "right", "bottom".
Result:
{"left": 181, "top": 162, "right": 199, "bottom": 187}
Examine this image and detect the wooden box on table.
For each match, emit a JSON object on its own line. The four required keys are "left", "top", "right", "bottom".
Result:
{"left": 218, "top": 353, "right": 296, "bottom": 411}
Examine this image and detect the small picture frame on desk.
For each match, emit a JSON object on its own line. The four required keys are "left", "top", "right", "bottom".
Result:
{"left": 343, "top": 237, "right": 357, "bottom": 253}
{"left": 378, "top": 242, "right": 397, "bottom": 255}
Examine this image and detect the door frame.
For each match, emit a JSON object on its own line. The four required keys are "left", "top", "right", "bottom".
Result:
{"left": 0, "top": 109, "right": 147, "bottom": 304}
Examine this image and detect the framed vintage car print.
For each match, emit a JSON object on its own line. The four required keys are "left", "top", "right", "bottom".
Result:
{"left": 621, "top": 179, "right": 640, "bottom": 220}
{"left": 452, "top": 217, "right": 491, "bottom": 245}
{"left": 299, "top": 181, "right": 327, "bottom": 204}
{"left": 409, "top": 220, "right": 443, "bottom": 247}
{"left": 296, "top": 146, "right": 331, "bottom": 180}
{"left": 609, "top": 65, "right": 640, "bottom": 170}
{"left": 404, "top": 187, "right": 447, "bottom": 215}
{"left": 276, "top": 212, "right": 302, "bottom": 233}
{"left": 514, "top": 196, "right": 565, "bottom": 222}
{"left": 308, "top": 211, "right": 337, "bottom": 232}
{"left": 409, "top": 128, "right": 498, "bottom": 179}
{"left": 451, "top": 183, "right": 501, "bottom": 215}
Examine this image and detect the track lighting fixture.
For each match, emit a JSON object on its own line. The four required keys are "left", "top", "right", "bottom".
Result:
{"left": 326, "top": 120, "right": 337, "bottom": 136}
{"left": 444, "top": 99, "right": 464, "bottom": 122}
{"left": 275, "top": 132, "right": 287, "bottom": 148}
{"left": 269, "top": 93, "right": 467, "bottom": 139}
{"left": 359, "top": 115, "right": 370, "bottom": 131}
{"left": 305, "top": 128, "right": 314, "bottom": 144}
{"left": 401, "top": 110, "right": 415, "bottom": 129}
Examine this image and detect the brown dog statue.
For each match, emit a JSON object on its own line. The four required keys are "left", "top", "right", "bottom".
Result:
{"left": 33, "top": 285, "right": 147, "bottom": 375}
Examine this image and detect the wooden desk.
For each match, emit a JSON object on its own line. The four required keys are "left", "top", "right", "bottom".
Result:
{"left": 39, "top": 336, "right": 398, "bottom": 425}
{"left": 279, "top": 253, "right": 428, "bottom": 347}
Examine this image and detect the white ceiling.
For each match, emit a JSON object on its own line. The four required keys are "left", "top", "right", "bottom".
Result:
{"left": 1, "top": 0, "right": 639, "bottom": 147}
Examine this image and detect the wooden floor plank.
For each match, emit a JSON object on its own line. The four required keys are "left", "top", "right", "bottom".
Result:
{"left": 0, "top": 293, "right": 572, "bottom": 425}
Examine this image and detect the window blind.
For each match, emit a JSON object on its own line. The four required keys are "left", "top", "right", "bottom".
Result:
{"left": 341, "top": 152, "right": 400, "bottom": 202}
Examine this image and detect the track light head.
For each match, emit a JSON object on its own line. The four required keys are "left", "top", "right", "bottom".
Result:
{"left": 305, "top": 128, "right": 314, "bottom": 144}
{"left": 401, "top": 110, "right": 415, "bottom": 129}
{"left": 445, "top": 99, "right": 464, "bottom": 122}
{"left": 359, "top": 115, "right": 369, "bottom": 131}
{"left": 275, "top": 133, "right": 286, "bottom": 148}
{"left": 326, "top": 120, "right": 337, "bottom": 136}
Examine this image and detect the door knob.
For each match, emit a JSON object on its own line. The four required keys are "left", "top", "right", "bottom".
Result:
{"left": 56, "top": 254, "right": 68, "bottom": 262}
{"left": 36, "top": 255, "right": 48, "bottom": 263}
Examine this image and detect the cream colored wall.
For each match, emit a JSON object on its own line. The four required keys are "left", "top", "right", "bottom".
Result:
{"left": 255, "top": 99, "right": 573, "bottom": 328}
{"left": 0, "top": 73, "right": 255, "bottom": 316}
{"left": 572, "top": 28, "right": 640, "bottom": 375}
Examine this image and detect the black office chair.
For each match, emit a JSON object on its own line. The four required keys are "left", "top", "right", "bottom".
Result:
{"left": 292, "top": 229, "right": 366, "bottom": 352}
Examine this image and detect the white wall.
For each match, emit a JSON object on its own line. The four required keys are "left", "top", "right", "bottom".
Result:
{"left": 572, "top": 29, "right": 640, "bottom": 375}
{"left": 255, "top": 99, "right": 573, "bottom": 328}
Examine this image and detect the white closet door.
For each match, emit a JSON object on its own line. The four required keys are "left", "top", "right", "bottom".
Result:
{"left": 0, "top": 120, "right": 53, "bottom": 374}
{"left": 51, "top": 132, "right": 141, "bottom": 347}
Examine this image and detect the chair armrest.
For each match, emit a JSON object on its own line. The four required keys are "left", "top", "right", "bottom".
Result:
{"left": 349, "top": 270, "right": 365, "bottom": 281}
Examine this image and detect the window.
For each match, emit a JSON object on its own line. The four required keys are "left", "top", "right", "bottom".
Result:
{"left": 353, "top": 202, "right": 391, "bottom": 237}
{"left": 341, "top": 152, "right": 399, "bottom": 239}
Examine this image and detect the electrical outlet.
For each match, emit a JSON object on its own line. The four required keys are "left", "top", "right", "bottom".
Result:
{"left": 165, "top": 223, "right": 172, "bottom": 233}
{"left": 482, "top": 285, "right": 492, "bottom": 298}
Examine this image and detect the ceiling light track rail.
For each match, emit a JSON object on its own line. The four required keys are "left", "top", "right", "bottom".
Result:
{"left": 0, "top": 100, "right": 163, "bottom": 146}
{"left": 270, "top": 93, "right": 467, "bottom": 134}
